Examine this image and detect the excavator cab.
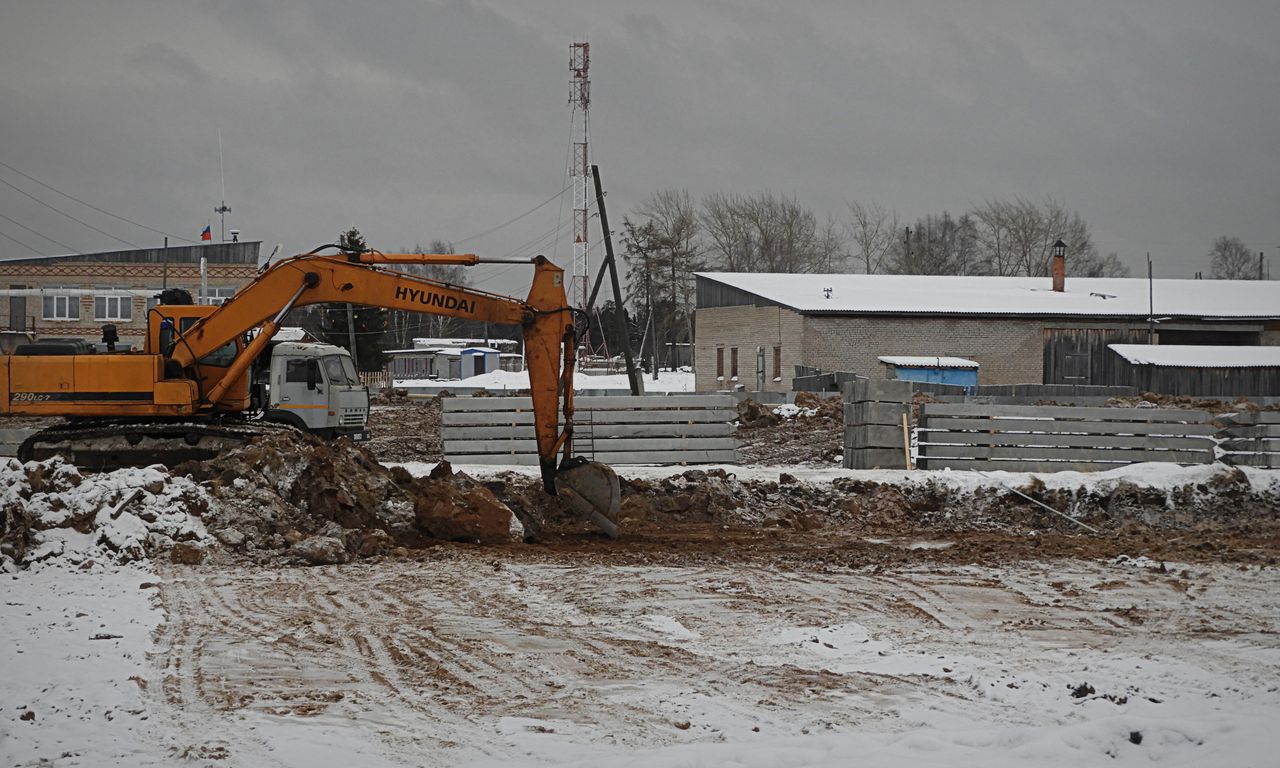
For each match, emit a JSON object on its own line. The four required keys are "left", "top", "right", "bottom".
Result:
{"left": 146, "top": 303, "right": 250, "bottom": 412}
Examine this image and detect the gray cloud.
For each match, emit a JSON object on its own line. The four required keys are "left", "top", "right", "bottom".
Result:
{"left": 1, "top": 0, "right": 1277, "bottom": 295}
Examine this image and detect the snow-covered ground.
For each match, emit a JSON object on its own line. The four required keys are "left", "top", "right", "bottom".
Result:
{"left": 394, "top": 368, "right": 695, "bottom": 393}
{"left": 3, "top": 554, "right": 1278, "bottom": 767}
{"left": 388, "top": 459, "right": 1280, "bottom": 496}
{"left": 0, "top": 565, "right": 163, "bottom": 765}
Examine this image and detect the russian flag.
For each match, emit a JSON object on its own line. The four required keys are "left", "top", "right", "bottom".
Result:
{"left": 201, "top": 225, "right": 212, "bottom": 241}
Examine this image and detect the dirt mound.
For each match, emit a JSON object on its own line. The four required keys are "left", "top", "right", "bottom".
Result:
{"left": 1104, "top": 393, "right": 1277, "bottom": 414}
{"left": 178, "top": 433, "right": 522, "bottom": 563}
{"left": 735, "top": 396, "right": 844, "bottom": 466}
{"left": 364, "top": 397, "right": 442, "bottom": 463}
{"left": 0, "top": 458, "right": 212, "bottom": 571}
{"left": 473, "top": 464, "right": 1280, "bottom": 557}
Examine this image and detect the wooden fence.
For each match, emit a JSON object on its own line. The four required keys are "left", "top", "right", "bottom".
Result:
{"left": 441, "top": 394, "right": 739, "bottom": 465}
{"left": 917, "top": 403, "right": 1215, "bottom": 471}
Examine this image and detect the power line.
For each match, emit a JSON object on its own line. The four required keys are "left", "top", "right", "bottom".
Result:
{"left": 450, "top": 182, "right": 573, "bottom": 247}
{"left": 0, "top": 210, "right": 82, "bottom": 255}
{"left": 0, "top": 159, "right": 197, "bottom": 244}
{"left": 0, "top": 225, "right": 47, "bottom": 256}
{"left": 0, "top": 175, "right": 141, "bottom": 249}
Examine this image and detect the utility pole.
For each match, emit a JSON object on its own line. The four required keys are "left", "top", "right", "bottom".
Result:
{"left": 584, "top": 164, "right": 641, "bottom": 394}
{"left": 647, "top": 269, "right": 657, "bottom": 381}
{"left": 345, "top": 303, "right": 357, "bottom": 365}
{"left": 1152, "top": 253, "right": 1162, "bottom": 343}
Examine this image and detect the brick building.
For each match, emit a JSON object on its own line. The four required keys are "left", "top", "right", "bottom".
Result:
{"left": 0, "top": 242, "right": 261, "bottom": 352}
{"left": 694, "top": 272, "right": 1280, "bottom": 392}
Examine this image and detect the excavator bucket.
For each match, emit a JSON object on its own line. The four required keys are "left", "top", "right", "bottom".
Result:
{"left": 556, "top": 458, "right": 622, "bottom": 538}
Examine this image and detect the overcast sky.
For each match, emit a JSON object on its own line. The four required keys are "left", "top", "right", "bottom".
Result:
{"left": 2, "top": 0, "right": 1278, "bottom": 295}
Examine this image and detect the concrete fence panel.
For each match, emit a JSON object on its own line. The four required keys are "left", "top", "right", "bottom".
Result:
{"left": 441, "top": 395, "right": 739, "bottom": 465}
{"left": 1219, "top": 411, "right": 1280, "bottom": 469}
{"left": 917, "top": 403, "right": 1215, "bottom": 472}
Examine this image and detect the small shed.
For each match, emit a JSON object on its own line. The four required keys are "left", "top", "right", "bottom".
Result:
{"left": 498, "top": 352, "right": 525, "bottom": 372}
{"left": 460, "top": 346, "right": 501, "bottom": 378}
{"left": 1107, "top": 344, "right": 1280, "bottom": 397}
{"left": 879, "top": 356, "right": 980, "bottom": 387}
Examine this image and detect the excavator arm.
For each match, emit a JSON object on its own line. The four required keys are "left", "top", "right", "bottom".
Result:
{"left": 165, "top": 250, "right": 615, "bottom": 530}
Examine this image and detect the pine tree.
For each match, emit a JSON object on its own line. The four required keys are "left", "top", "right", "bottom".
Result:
{"left": 318, "top": 227, "right": 390, "bottom": 371}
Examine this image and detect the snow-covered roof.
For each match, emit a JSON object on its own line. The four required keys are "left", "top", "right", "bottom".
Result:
{"left": 879, "top": 355, "right": 979, "bottom": 369}
{"left": 411, "top": 337, "right": 519, "bottom": 349}
{"left": 1109, "top": 344, "right": 1280, "bottom": 368}
{"left": 274, "top": 326, "right": 309, "bottom": 342}
{"left": 461, "top": 346, "right": 501, "bottom": 354}
{"left": 696, "top": 272, "right": 1280, "bottom": 319}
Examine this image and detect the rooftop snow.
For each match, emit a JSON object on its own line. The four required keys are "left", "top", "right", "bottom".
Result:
{"left": 274, "top": 326, "right": 308, "bottom": 342}
{"left": 879, "top": 355, "right": 979, "bottom": 369}
{"left": 1109, "top": 344, "right": 1280, "bottom": 368}
{"left": 696, "top": 272, "right": 1280, "bottom": 319}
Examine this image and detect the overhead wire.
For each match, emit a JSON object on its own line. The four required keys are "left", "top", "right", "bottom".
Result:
{"left": 449, "top": 181, "right": 573, "bottom": 247}
{"left": 0, "top": 175, "right": 141, "bottom": 249}
{"left": 0, "top": 225, "right": 47, "bottom": 255}
{"left": 0, "top": 210, "right": 82, "bottom": 256}
{"left": 0, "top": 159, "right": 198, "bottom": 244}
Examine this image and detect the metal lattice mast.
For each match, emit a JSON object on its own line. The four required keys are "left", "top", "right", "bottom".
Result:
{"left": 568, "top": 41, "right": 591, "bottom": 310}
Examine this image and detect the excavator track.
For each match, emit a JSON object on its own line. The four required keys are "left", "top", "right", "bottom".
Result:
{"left": 18, "top": 419, "right": 300, "bottom": 471}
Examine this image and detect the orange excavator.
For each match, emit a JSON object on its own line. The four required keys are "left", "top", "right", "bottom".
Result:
{"left": 0, "top": 246, "right": 621, "bottom": 534}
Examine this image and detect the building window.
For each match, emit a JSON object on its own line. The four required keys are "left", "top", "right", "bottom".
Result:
{"left": 773, "top": 346, "right": 782, "bottom": 381}
{"left": 42, "top": 287, "right": 80, "bottom": 320}
{"left": 203, "top": 286, "right": 237, "bottom": 306}
{"left": 716, "top": 347, "right": 725, "bottom": 379}
{"left": 730, "top": 347, "right": 739, "bottom": 379}
{"left": 94, "top": 289, "right": 133, "bottom": 321}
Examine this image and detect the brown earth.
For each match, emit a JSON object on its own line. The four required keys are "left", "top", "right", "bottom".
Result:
{"left": 734, "top": 394, "right": 844, "bottom": 466}
{"left": 364, "top": 392, "right": 442, "bottom": 463}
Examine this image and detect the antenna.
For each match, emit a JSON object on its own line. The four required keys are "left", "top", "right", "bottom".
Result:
{"left": 568, "top": 41, "right": 591, "bottom": 310}
{"left": 214, "top": 128, "right": 231, "bottom": 242}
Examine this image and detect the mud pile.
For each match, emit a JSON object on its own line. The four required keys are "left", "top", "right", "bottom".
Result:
{"left": 365, "top": 393, "right": 443, "bottom": 463}
{"left": 484, "top": 463, "right": 1280, "bottom": 544}
{"left": 735, "top": 393, "right": 844, "bottom": 466}
{"left": 0, "top": 457, "right": 212, "bottom": 571}
{"left": 178, "top": 433, "right": 522, "bottom": 564}
{"left": 1104, "top": 392, "right": 1278, "bottom": 414}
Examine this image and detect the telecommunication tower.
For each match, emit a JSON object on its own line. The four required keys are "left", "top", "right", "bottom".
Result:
{"left": 568, "top": 41, "right": 591, "bottom": 309}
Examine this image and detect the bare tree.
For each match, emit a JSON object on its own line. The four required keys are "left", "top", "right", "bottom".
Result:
{"left": 386, "top": 240, "right": 470, "bottom": 347}
{"left": 846, "top": 201, "right": 898, "bottom": 274}
{"left": 702, "top": 192, "right": 844, "bottom": 273}
{"left": 887, "top": 212, "right": 980, "bottom": 275}
{"left": 970, "top": 197, "right": 1126, "bottom": 277}
{"left": 621, "top": 190, "right": 706, "bottom": 368}
{"left": 1209, "top": 236, "right": 1259, "bottom": 279}
{"left": 970, "top": 199, "right": 1018, "bottom": 276}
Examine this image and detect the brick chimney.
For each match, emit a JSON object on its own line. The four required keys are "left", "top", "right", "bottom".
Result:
{"left": 1051, "top": 239, "right": 1067, "bottom": 292}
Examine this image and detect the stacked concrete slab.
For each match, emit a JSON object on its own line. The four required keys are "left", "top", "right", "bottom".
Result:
{"left": 1220, "top": 412, "right": 1280, "bottom": 468}
{"left": 841, "top": 379, "right": 913, "bottom": 470}
{"left": 441, "top": 394, "right": 739, "bottom": 465}
{"left": 917, "top": 404, "right": 1215, "bottom": 471}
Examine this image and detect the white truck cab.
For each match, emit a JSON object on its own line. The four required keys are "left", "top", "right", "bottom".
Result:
{"left": 259, "top": 341, "right": 370, "bottom": 440}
